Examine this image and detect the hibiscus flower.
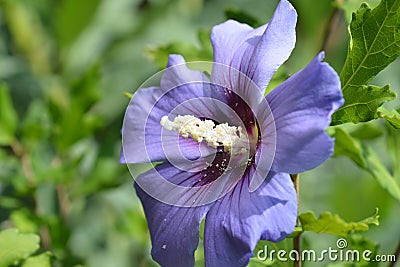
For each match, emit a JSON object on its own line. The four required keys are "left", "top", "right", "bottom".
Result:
{"left": 121, "top": 0, "right": 343, "bottom": 266}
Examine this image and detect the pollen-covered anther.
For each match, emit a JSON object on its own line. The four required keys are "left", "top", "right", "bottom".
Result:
{"left": 160, "top": 115, "right": 248, "bottom": 153}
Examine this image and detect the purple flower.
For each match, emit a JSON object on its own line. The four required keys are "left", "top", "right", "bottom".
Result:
{"left": 121, "top": 0, "right": 343, "bottom": 266}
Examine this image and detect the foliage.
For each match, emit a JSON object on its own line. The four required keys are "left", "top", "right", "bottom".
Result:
{"left": 298, "top": 210, "right": 379, "bottom": 237}
{"left": 332, "top": 126, "right": 400, "bottom": 202}
{"left": 145, "top": 28, "right": 213, "bottom": 69}
{"left": 332, "top": 0, "right": 400, "bottom": 125}
{"left": 376, "top": 106, "right": 400, "bottom": 128}
{"left": 0, "top": 228, "right": 44, "bottom": 267}
{"left": 0, "top": 84, "right": 18, "bottom": 145}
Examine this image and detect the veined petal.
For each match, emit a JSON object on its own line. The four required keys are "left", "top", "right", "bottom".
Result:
{"left": 210, "top": 22, "right": 268, "bottom": 101}
{"left": 210, "top": 0, "right": 296, "bottom": 93}
{"left": 121, "top": 86, "right": 207, "bottom": 164}
{"left": 121, "top": 55, "right": 218, "bottom": 164}
{"left": 267, "top": 52, "right": 343, "bottom": 174}
{"left": 211, "top": 20, "right": 266, "bottom": 67}
{"left": 237, "top": 0, "right": 296, "bottom": 92}
{"left": 134, "top": 164, "right": 212, "bottom": 267}
{"left": 203, "top": 171, "right": 297, "bottom": 267}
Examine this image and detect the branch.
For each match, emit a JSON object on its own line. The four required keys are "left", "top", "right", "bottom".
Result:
{"left": 321, "top": 6, "right": 343, "bottom": 52}
{"left": 290, "top": 173, "right": 301, "bottom": 267}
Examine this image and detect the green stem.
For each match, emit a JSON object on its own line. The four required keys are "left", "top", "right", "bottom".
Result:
{"left": 290, "top": 174, "right": 301, "bottom": 267}
{"left": 320, "top": 4, "right": 343, "bottom": 53}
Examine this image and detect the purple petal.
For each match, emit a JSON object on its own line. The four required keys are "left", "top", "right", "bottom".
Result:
{"left": 210, "top": 0, "right": 296, "bottom": 93}
{"left": 134, "top": 152, "right": 250, "bottom": 207}
{"left": 267, "top": 52, "right": 344, "bottom": 174}
{"left": 203, "top": 171, "right": 297, "bottom": 267}
{"left": 122, "top": 55, "right": 217, "bottom": 164}
{"left": 211, "top": 20, "right": 265, "bottom": 67}
{"left": 121, "top": 86, "right": 162, "bottom": 164}
{"left": 134, "top": 164, "right": 211, "bottom": 267}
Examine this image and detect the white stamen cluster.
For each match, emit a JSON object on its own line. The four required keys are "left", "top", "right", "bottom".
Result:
{"left": 160, "top": 115, "right": 248, "bottom": 153}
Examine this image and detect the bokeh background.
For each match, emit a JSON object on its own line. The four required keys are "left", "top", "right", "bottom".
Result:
{"left": 0, "top": 0, "right": 399, "bottom": 266}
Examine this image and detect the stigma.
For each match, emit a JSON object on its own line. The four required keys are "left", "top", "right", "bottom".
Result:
{"left": 160, "top": 115, "right": 249, "bottom": 154}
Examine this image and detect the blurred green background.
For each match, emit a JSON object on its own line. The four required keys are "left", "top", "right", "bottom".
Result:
{"left": 0, "top": 0, "right": 399, "bottom": 266}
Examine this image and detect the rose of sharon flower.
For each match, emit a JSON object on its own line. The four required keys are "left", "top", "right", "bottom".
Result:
{"left": 121, "top": 0, "right": 343, "bottom": 266}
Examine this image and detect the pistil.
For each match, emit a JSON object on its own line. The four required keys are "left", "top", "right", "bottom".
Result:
{"left": 160, "top": 115, "right": 249, "bottom": 154}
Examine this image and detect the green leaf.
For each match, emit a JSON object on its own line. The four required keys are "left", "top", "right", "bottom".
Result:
{"left": 333, "top": 127, "right": 400, "bottom": 202}
{"left": 199, "top": 218, "right": 205, "bottom": 240}
{"left": 349, "top": 122, "right": 384, "bottom": 139}
{"left": 376, "top": 106, "right": 400, "bottom": 128}
{"left": 224, "top": 7, "right": 261, "bottom": 27}
{"left": 341, "top": 0, "right": 400, "bottom": 88}
{"left": 299, "top": 210, "right": 379, "bottom": 237}
{"left": 337, "top": 0, "right": 380, "bottom": 23}
{"left": 359, "top": 208, "right": 380, "bottom": 226}
{"left": 363, "top": 145, "right": 400, "bottom": 202}
{"left": 21, "top": 100, "right": 52, "bottom": 143}
{"left": 333, "top": 0, "right": 400, "bottom": 124}
{"left": 0, "top": 196, "right": 21, "bottom": 209}
{"left": 0, "top": 84, "right": 18, "bottom": 145}
{"left": 22, "top": 252, "right": 53, "bottom": 267}
{"left": 55, "top": 64, "right": 103, "bottom": 151}
{"left": 387, "top": 125, "right": 400, "bottom": 180}
{"left": 332, "top": 127, "right": 367, "bottom": 168}
{"left": 0, "top": 228, "right": 40, "bottom": 267}
{"left": 54, "top": 0, "right": 101, "bottom": 47}
{"left": 145, "top": 29, "right": 213, "bottom": 69}
{"left": 10, "top": 209, "right": 39, "bottom": 233}
{"left": 332, "top": 85, "right": 396, "bottom": 125}
{"left": 0, "top": 1, "right": 52, "bottom": 74}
